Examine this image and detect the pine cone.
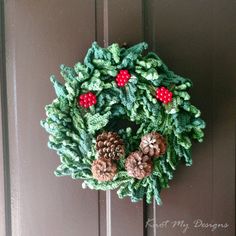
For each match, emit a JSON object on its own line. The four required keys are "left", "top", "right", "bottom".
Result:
{"left": 91, "top": 157, "right": 117, "bottom": 182}
{"left": 140, "top": 132, "right": 167, "bottom": 157}
{"left": 96, "top": 131, "right": 125, "bottom": 160}
{"left": 125, "top": 151, "right": 153, "bottom": 180}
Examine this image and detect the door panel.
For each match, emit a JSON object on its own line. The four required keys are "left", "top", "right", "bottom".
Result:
{"left": 144, "top": 1, "right": 235, "bottom": 235}
{"left": 1, "top": 0, "right": 235, "bottom": 236}
{"left": 5, "top": 1, "right": 99, "bottom": 236}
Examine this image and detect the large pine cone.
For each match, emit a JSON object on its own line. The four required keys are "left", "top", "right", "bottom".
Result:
{"left": 91, "top": 157, "right": 117, "bottom": 182}
{"left": 125, "top": 151, "right": 153, "bottom": 180}
{"left": 140, "top": 132, "right": 167, "bottom": 157}
{"left": 96, "top": 131, "right": 125, "bottom": 160}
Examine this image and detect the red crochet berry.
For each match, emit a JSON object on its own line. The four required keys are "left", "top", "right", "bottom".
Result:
{"left": 115, "top": 70, "right": 131, "bottom": 87}
{"left": 156, "top": 87, "right": 173, "bottom": 104}
{"left": 78, "top": 92, "right": 97, "bottom": 108}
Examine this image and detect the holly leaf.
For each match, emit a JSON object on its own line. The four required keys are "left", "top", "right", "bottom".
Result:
{"left": 85, "top": 111, "right": 112, "bottom": 134}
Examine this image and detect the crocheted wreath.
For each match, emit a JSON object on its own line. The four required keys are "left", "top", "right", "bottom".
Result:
{"left": 41, "top": 42, "right": 205, "bottom": 205}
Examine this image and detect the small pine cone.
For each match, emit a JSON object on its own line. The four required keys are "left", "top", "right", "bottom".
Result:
{"left": 96, "top": 131, "right": 125, "bottom": 160}
{"left": 140, "top": 132, "right": 167, "bottom": 157}
{"left": 125, "top": 151, "right": 153, "bottom": 180}
{"left": 91, "top": 157, "right": 117, "bottom": 182}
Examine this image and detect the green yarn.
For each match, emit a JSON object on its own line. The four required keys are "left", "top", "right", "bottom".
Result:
{"left": 41, "top": 42, "right": 205, "bottom": 205}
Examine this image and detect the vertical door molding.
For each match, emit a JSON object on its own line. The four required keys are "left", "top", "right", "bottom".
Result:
{"left": 0, "top": 0, "right": 11, "bottom": 235}
{"left": 95, "top": 1, "right": 145, "bottom": 236}
{"left": 0, "top": 0, "right": 6, "bottom": 233}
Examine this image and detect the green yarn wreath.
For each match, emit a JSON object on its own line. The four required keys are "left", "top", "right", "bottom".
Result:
{"left": 41, "top": 42, "right": 205, "bottom": 205}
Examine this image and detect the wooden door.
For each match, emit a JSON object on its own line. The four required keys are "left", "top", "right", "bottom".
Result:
{"left": 0, "top": 1, "right": 235, "bottom": 236}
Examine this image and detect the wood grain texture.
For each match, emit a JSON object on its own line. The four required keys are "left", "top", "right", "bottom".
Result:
{"left": 4, "top": 1, "right": 99, "bottom": 235}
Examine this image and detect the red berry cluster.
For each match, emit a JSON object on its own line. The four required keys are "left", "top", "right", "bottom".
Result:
{"left": 115, "top": 70, "right": 131, "bottom": 87}
{"left": 156, "top": 87, "right": 173, "bottom": 104}
{"left": 78, "top": 92, "right": 97, "bottom": 108}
